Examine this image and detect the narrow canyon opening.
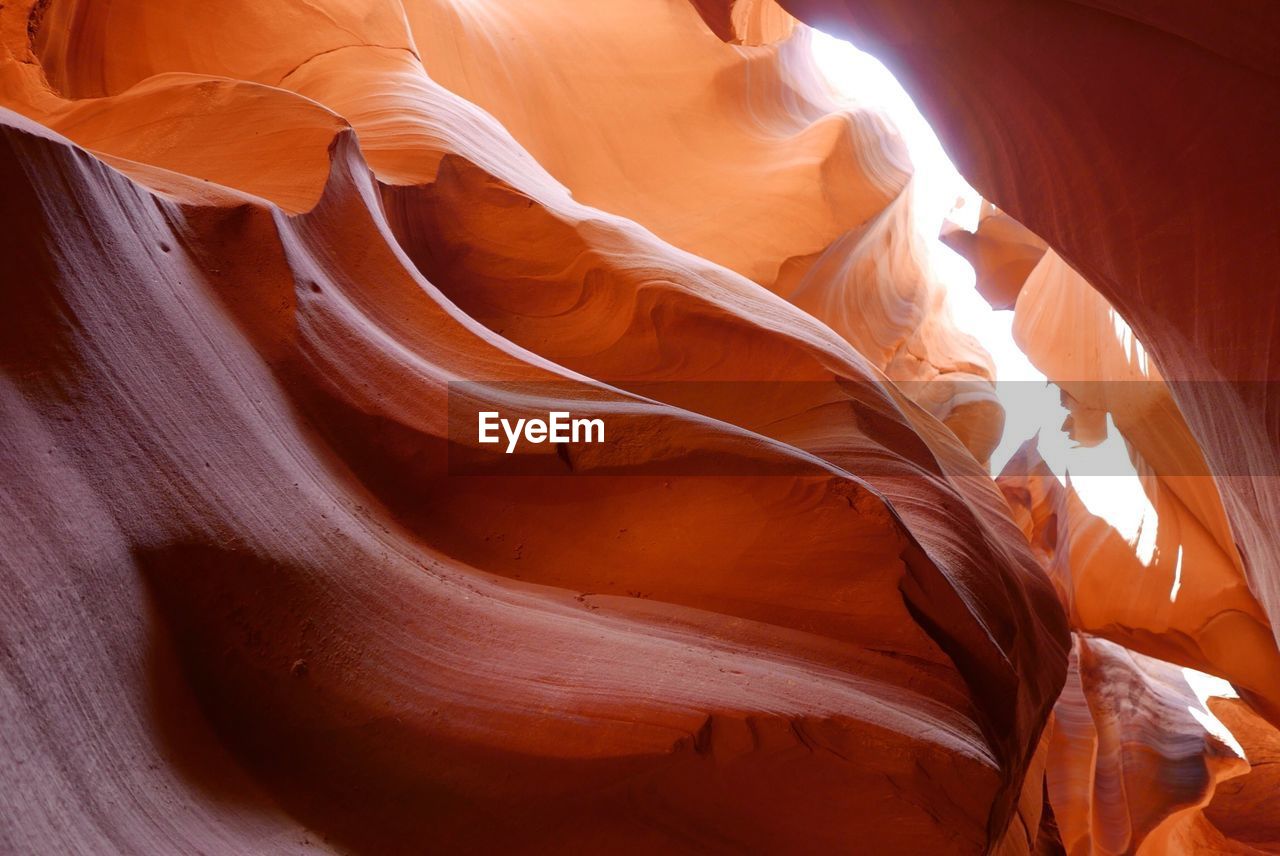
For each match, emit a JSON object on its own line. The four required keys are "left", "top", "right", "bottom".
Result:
{"left": 810, "top": 21, "right": 1249, "bottom": 720}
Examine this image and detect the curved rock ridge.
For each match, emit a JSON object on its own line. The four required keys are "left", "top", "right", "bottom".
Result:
{"left": 0, "top": 101, "right": 1026, "bottom": 855}
{"left": 11, "top": 0, "right": 1005, "bottom": 461}
{"left": 403, "top": 0, "right": 1005, "bottom": 463}
{"left": 0, "top": 1, "right": 1074, "bottom": 853}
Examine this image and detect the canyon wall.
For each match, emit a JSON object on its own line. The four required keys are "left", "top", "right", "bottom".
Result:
{"left": 1, "top": 0, "right": 1275, "bottom": 852}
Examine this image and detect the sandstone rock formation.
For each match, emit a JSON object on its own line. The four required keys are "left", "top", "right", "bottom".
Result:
{"left": 2, "top": 1, "right": 1067, "bottom": 852}
{"left": 1048, "top": 636, "right": 1250, "bottom": 856}
{"left": 940, "top": 202, "right": 1046, "bottom": 312}
{"left": 776, "top": 0, "right": 1280, "bottom": 651}
{"left": 1, "top": 0, "right": 1275, "bottom": 853}
{"left": 984, "top": 247, "right": 1280, "bottom": 727}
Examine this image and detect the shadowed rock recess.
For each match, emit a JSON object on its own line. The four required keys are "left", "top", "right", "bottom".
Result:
{"left": 1, "top": 1, "right": 1275, "bottom": 853}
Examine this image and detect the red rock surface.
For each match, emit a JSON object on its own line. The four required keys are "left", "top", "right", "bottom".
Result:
{"left": 0, "top": 0, "right": 1274, "bottom": 853}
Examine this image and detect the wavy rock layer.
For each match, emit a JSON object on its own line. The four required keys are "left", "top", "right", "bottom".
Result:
{"left": 406, "top": 0, "right": 1005, "bottom": 465}
{"left": 0, "top": 1, "right": 1072, "bottom": 853}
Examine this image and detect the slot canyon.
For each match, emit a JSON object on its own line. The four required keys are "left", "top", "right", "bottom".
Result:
{"left": 1, "top": 0, "right": 1278, "bottom": 853}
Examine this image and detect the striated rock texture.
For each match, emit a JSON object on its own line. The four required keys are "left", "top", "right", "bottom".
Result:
{"left": 406, "top": 0, "right": 1005, "bottom": 466}
{"left": 0, "top": 1, "right": 1073, "bottom": 853}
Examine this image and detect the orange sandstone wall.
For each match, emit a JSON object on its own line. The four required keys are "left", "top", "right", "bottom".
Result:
{"left": 0, "top": 1, "right": 1068, "bottom": 852}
